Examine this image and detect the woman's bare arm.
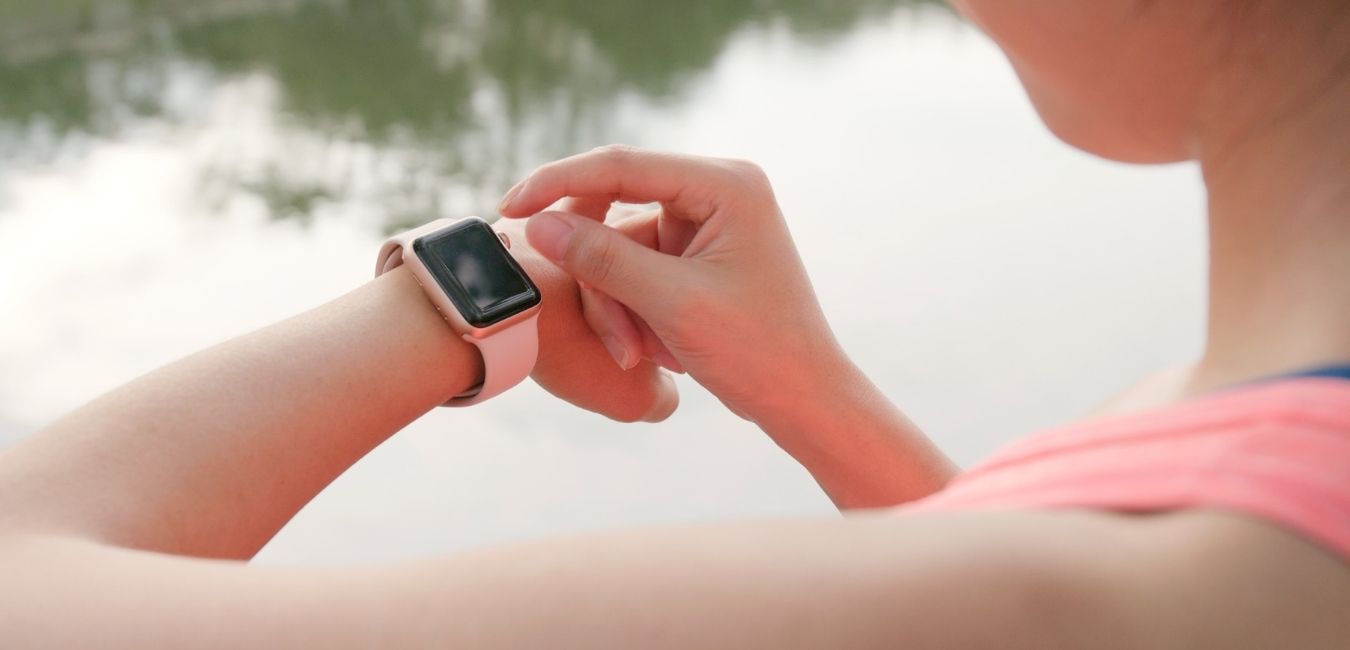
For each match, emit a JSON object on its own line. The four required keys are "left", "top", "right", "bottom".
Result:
{"left": 0, "top": 243, "right": 1343, "bottom": 649}
{"left": 2, "top": 508, "right": 1345, "bottom": 648}
{"left": 0, "top": 236, "right": 672, "bottom": 560}
{"left": 0, "top": 266, "right": 479, "bottom": 558}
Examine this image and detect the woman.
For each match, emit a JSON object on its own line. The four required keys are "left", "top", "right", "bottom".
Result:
{"left": 2, "top": 0, "right": 1347, "bottom": 646}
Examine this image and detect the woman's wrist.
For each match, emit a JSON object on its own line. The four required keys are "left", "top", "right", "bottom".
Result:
{"left": 371, "top": 265, "right": 485, "bottom": 404}
{"left": 737, "top": 342, "right": 859, "bottom": 431}
{"left": 747, "top": 352, "right": 870, "bottom": 445}
{"left": 747, "top": 353, "right": 955, "bottom": 508}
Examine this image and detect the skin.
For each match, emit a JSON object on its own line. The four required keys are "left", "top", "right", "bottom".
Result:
{"left": 955, "top": 0, "right": 1350, "bottom": 413}
{"left": 2, "top": 0, "right": 1349, "bottom": 646}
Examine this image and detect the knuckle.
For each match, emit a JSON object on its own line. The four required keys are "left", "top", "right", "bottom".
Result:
{"left": 568, "top": 230, "right": 621, "bottom": 285}
{"left": 719, "top": 158, "right": 776, "bottom": 205}
{"left": 722, "top": 158, "right": 769, "bottom": 184}
{"left": 590, "top": 145, "right": 644, "bottom": 186}
{"left": 591, "top": 143, "right": 640, "bottom": 162}
{"left": 667, "top": 283, "right": 717, "bottom": 325}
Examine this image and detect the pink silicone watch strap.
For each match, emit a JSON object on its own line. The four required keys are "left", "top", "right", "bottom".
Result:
{"left": 453, "top": 317, "right": 538, "bottom": 406}
{"left": 375, "top": 218, "right": 540, "bottom": 407}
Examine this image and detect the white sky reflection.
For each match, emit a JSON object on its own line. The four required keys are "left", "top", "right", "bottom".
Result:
{"left": 0, "top": 9, "right": 1205, "bottom": 565}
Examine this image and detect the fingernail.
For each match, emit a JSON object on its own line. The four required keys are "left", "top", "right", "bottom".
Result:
{"left": 642, "top": 373, "right": 679, "bottom": 423}
{"left": 601, "top": 335, "right": 634, "bottom": 370}
{"left": 498, "top": 179, "right": 528, "bottom": 213}
{"left": 528, "top": 212, "right": 575, "bottom": 262}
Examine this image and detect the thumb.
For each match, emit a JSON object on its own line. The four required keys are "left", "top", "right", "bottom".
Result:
{"left": 525, "top": 211, "right": 680, "bottom": 316}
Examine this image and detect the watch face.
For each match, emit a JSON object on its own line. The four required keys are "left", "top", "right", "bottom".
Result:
{"left": 412, "top": 218, "right": 541, "bottom": 328}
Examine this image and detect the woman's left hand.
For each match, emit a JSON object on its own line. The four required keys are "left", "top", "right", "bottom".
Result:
{"left": 493, "top": 218, "right": 678, "bottom": 423}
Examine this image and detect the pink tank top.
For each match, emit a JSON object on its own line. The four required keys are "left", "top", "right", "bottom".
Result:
{"left": 902, "top": 378, "right": 1350, "bottom": 560}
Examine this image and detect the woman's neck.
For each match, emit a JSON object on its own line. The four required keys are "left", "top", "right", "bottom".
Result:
{"left": 1188, "top": 55, "right": 1350, "bottom": 393}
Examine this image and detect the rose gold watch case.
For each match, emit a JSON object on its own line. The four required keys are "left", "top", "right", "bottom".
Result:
{"left": 375, "top": 217, "right": 542, "bottom": 405}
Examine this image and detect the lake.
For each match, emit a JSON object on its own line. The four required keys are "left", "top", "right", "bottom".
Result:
{"left": 0, "top": 0, "right": 1206, "bottom": 565}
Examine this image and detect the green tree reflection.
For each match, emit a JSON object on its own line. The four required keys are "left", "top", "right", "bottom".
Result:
{"left": 0, "top": 0, "right": 943, "bottom": 226}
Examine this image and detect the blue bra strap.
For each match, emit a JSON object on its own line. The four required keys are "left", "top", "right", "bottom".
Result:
{"left": 1275, "top": 363, "right": 1350, "bottom": 382}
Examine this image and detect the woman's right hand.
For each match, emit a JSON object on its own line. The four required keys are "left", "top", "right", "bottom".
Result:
{"left": 498, "top": 146, "right": 846, "bottom": 424}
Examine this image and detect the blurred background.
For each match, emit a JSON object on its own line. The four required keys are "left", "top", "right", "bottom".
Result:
{"left": 0, "top": 0, "right": 1206, "bottom": 565}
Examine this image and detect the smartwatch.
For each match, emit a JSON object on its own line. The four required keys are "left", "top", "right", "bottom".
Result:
{"left": 375, "top": 217, "right": 542, "bottom": 406}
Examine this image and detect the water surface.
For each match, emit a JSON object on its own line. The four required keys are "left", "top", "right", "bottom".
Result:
{"left": 0, "top": 0, "right": 1206, "bottom": 564}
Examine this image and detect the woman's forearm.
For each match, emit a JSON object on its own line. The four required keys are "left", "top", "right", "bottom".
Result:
{"left": 754, "top": 356, "right": 956, "bottom": 509}
{"left": 0, "top": 266, "right": 479, "bottom": 559}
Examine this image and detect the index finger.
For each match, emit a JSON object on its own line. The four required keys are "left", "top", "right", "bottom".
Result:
{"left": 498, "top": 145, "right": 745, "bottom": 222}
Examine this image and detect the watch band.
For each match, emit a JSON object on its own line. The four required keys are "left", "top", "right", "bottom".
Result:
{"left": 376, "top": 218, "right": 539, "bottom": 407}
{"left": 451, "top": 317, "right": 538, "bottom": 406}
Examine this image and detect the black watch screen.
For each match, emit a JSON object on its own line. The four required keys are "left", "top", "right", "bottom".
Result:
{"left": 412, "top": 218, "right": 541, "bottom": 328}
